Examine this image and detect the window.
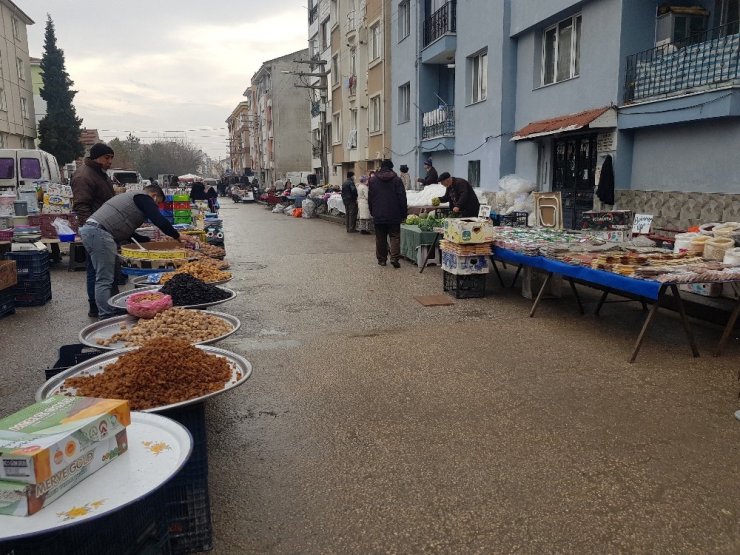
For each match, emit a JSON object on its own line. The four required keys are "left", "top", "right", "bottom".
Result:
{"left": 349, "top": 47, "right": 357, "bottom": 76}
{"left": 331, "top": 0, "right": 338, "bottom": 22}
{"left": 542, "top": 14, "right": 581, "bottom": 85}
{"left": 398, "top": 1, "right": 410, "bottom": 40}
{"left": 321, "top": 18, "right": 330, "bottom": 51}
{"left": 331, "top": 54, "right": 339, "bottom": 88}
{"left": 469, "top": 50, "right": 488, "bottom": 104}
{"left": 16, "top": 58, "right": 24, "bottom": 80}
{"left": 369, "top": 22, "right": 382, "bottom": 61}
{"left": 398, "top": 82, "right": 410, "bottom": 123}
{"left": 0, "top": 134, "right": 5, "bottom": 149}
{"left": 0, "top": 88, "right": 6, "bottom": 112}
{"left": 20, "top": 97, "right": 28, "bottom": 119}
{"left": 0, "top": 158, "right": 13, "bottom": 178}
{"left": 467, "top": 160, "right": 480, "bottom": 188}
{"left": 369, "top": 95, "right": 381, "bottom": 132}
{"left": 20, "top": 158, "right": 41, "bottom": 179}
{"left": 12, "top": 17, "right": 20, "bottom": 40}
{"left": 332, "top": 113, "right": 341, "bottom": 143}
{"left": 350, "top": 108, "right": 358, "bottom": 131}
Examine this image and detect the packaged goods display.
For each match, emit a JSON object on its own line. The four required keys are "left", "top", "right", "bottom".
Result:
{"left": 158, "top": 260, "right": 232, "bottom": 284}
{"left": 95, "top": 308, "right": 234, "bottom": 347}
{"left": 63, "top": 339, "right": 234, "bottom": 410}
{"left": 159, "top": 274, "right": 231, "bottom": 306}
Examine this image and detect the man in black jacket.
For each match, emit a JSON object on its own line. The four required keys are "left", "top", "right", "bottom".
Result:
{"left": 437, "top": 172, "right": 480, "bottom": 217}
{"left": 416, "top": 157, "right": 439, "bottom": 187}
{"left": 368, "top": 160, "right": 407, "bottom": 268}
{"left": 341, "top": 171, "right": 358, "bottom": 232}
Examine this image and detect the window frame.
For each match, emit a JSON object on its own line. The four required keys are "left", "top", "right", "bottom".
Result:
{"left": 369, "top": 94, "right": 382, "bottom": 133}
{"left": 12, "top": 17, "right": 20, "bottom": 41}
{"left": 332, "top": 112, "right": 342, "bottom": 144}
{"left": 16, "top": 58, "right": 24, "bottom": 80}
{"left": 331, "top": 54, "right": 340, "bottom": 89}
{"left": 369, "top": 22, "right": 382, "bottom": 61}
{"left": 398, "top": 1, "right": 411, "bottom": 41}
{"left": 321, "top": 18, "right": 330, "bottom": 51}
{"left": 467, "top": 160, "right": 481, "bottom": 189}
{"left": 469, "top": 50, "right": 488, "bottom": 105}
{"left": 20, "top": 97, "right": 28, "bottom": 119}
{"left": 398, "top": 82, "right": 411, "bottom": 124}
{"left": 0, "top": 88, "right": 6, "bottom": 112}
{"left": 541, "top": 14, "right": 582, "bottom": 86}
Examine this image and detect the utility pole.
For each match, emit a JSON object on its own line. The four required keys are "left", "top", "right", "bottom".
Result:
{"left": 288, "top": 60, "right": 329, "bottom": 185}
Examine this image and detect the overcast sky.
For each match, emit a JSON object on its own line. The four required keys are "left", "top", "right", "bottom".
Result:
{"left": 23, "top": 0, "right": 308, "bottom": 160}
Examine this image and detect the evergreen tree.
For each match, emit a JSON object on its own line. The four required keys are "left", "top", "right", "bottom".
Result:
{"left": 38, "top": 15, "right": 84, "bottom": 165}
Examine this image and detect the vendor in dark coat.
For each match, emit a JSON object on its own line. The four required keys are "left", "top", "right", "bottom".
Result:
{"left": 368, "top": 159, "right": 407, "bottom": 268}
{"left": 416, "top": 157, "right": 439, "bottom": 187}
{"left": 436, "top": 172, "right": 480, "bottom": 217}
{"left": 190, "top": 181, "right": 207, "bottom": 201}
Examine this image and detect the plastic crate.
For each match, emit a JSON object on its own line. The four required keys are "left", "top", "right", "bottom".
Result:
{"left": 498, "top": 211, "right": 528, "bottom": 227}
{"left": 173, "top": 201, "right": 191, "bottom": 210}
{"left": 13, "top": 279, "right": 52, "bottom": 307}
{"left": 159, "top": 403, "right": 212, "bottom": 553}
{"left": 46, "top": 343, "right": 104, "bottom": 380}
{"left": 0, "top": 287, "right": 15, "bottom": 318}
{"left": 173, "top": 209, "right": 191, "bottom": 218}
{"left": 0, "top": 228, "right": 12, "bottom": 241}
{"left": 27, "top": 213, "right": 79, "bottom": 238}
{"left": 174, "top": 217, "right": 192, "bottom": 225}
{"left": 443, "top": 271, "right": 487, "bottom": 299}
{"left": 160, "top": 209, "right": 174, "bottom": 218}
{"left": 5, "top": 250, "right": 50, "bottom": 280}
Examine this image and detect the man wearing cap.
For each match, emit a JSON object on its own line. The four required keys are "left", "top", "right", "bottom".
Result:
{"left": 368, "top": 159, "right": 407, "bottom": 268}
{"left": 79, "top": 184, "right": 197, "bottom": 319}
{"left": 436, "top": 172, "right": 480, "bottom": 217}
{"left": 399, "top": 165, "right": 412, "bottom": 191}
{"left": 341, "top": 171, "right": 358, "bottom": 232}
{"left": 416, "top": 158, "right": 439, "bottom": 187}
{"left": 71, "top": 143, "right": 116, "bottom": 317}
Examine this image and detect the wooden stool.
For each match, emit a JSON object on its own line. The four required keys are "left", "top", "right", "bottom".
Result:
{"left": 68, "top": 241, "right": 87, "bottom": 271}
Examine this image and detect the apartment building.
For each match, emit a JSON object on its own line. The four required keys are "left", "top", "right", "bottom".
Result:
{"left": 0, "top": 1, "right": 36, "bottom": 149}
{"left": 245, "top": 49, "right": 312, "bottom": 186}
{"left": 226, "top": 101, "right": 251, "bottom": 175}
{"left": 317, "top": 0, "right": 392, "bottom": 186}
{"left": 308, "top": 0, "right": 333, "bottom": 184}
{"left": 391, "top": 0, "right": 739, "bottom": 227}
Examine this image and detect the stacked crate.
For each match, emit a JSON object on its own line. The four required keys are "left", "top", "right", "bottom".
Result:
{"left": 0, "top": 260, "right": 16, "bottom": 318}
{"left": 159, "top": 194, "right": 175, "bottom": 224}
{"left": 440, "top": 218, "right": 494, "bottom": 299}
{"left": 173, "top": 194, "right": 192, "bottom": 225}
{"left": 5, "top": 251, "right": 52, "bottom": 306}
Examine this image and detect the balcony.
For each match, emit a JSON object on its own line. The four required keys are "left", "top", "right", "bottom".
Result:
{"left": 624, "top": 21, "right": 740, "bottom": 104}
{"left": 309, "top": 4, "right": 318, "bottom": 24}
{"left": 345, "top": 10, "right": 358, "bottom": 35}
{"left": 312, "top": 144, "right": 322, "bottom": 159}
{"left": 422, "top": 106, "right": 455, "bottom": 140}
{"left": 424, "top": 2, "right": 456, "bottom": 47}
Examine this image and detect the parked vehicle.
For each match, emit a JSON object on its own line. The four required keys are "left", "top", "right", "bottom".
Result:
{"left": 107, "top": 168, "right": 144, "bottom": 190}
{"left": 0, "top": 149, "right": 62, "bottom": 191}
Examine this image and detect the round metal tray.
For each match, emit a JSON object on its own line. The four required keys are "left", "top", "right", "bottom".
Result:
{"left": 78, "top": 309, "right": 241, "bottom": 350}
{"left": 35, "top": 345, "right": 253, "bottom": 412}
{"left": 108, "top": 285, "right": 237, "bottom": 310}
{"left": 131, "top": 274, "right": 232, "bottom": 288}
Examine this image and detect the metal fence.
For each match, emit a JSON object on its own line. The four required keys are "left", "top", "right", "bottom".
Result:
{"left": 624, "top": 21, "right": 740, "bottom": 103}
{"left": 423, "top": 1, "right": 457, "bottom": 47}
{"left": 422, "top": 106, "right": 455, "bottom": 140}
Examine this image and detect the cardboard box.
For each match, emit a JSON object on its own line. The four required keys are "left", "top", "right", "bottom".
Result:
{"left": 0, "top": 429, "right": 128, "bottom": 516}
{"left": 441, "top": 250, "right": 489, "bottom": 275}
{"left": 679, "top": 283, "right": 723, "bottom": 298}
{"left": 593, "top": 230, "right": 632, "bottom": 243}
{"left": 0, "top": 396, "right": 130, "bottom": 484}
{"left": 580, "top": 210, "right": 633, "bottom": 230}
{"left": 443, "top": 218, "right": 494, "bottom": 244}
{"left": 0, "top": 260, "right": 17, "bottom": 290}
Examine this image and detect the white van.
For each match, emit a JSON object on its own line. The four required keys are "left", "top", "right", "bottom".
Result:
{"left": 0, "top": 149, "right": 62, "bottom": 190}
{"left": 107, "top": 168, "right": 144, "bottom": 190}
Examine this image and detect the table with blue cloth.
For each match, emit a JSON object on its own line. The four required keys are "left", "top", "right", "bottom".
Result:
{"left": 491, "top": 246, "right": 740, "bottom": 362}
{"left": 400, "top": 224, "right": 439, "bottom": 265}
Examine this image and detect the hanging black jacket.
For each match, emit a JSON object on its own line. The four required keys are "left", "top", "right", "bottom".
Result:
{"left": 596, "top": 155, "right": 615, "bottom": 205}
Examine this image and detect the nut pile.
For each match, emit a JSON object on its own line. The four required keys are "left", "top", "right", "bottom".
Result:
{"left": 64, "top": 338, "right": 233, "bottom": 410}
{"left": 160, "top": 274, "right": 231, "bottom": 306}
{"left": 195, "top": 244, "right": 226, "bottom": 259}
{"left": 96, "top": 308, "right": 233, "bottom": 347}
{"left": 159, "top": 260, "right": 232, "bottom": 284}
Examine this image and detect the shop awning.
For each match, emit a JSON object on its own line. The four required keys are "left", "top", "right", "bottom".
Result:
{"left": 511, "top": 106, "right": 616, "bottom": 141}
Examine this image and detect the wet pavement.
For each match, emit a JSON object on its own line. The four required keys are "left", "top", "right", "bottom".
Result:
{"left": 1, "top": 200, "right": 739, "bottom": 553}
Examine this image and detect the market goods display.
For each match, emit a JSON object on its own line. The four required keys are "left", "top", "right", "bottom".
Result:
{"left": 160, "top": 274, "right": 231, "bottom": 306}
{"left": 95, "top": 308, "right": 233, "bottom": 347}
{"left": 125, "top": 291, "right": 172, "bottom": 318}
{"left": 158, "top": 260, "right": 232, "bottom": 284}
{"left": 63, "top": 339, "right": 234, "bottom": 410}
{"left": 194, "top": 243, "right": 226, "bottom": 259}
{"left": 418, "top": 214, "right": 445, "bottom": 231}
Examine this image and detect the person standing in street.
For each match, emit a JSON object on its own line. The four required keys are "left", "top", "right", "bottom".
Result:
{"left": 399, "top": 165, "right": 412, "bottom": 190}
{"left": 435, "top": 172, "right": 480, "bottom": 217}
{"left": 416, "top": 157, "right": 439, "bottom": 188}
{"left": 79, "top": 185, "right": 196, "bottom": 319}
{"left": 356, "top": 175, "right": 373, "bottom": 234}
{"left": 368, "top": 159, "right": 407, "bottom": 268}
{"left": 341, "top": 171, "right": 358, "bottom": 233}
{"left": 71, "top": 142, "right": 116, "bottom": 318}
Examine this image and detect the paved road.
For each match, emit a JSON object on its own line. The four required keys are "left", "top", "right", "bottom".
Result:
{"left": 2, "top": 201, "right": 739, "bottom": 553}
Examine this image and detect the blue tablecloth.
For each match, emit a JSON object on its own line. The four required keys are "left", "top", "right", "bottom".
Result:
{"left": 493, "top": 247, "right": 663, "bottom": 301}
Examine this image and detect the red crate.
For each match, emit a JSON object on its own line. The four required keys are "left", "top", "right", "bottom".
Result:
{"left": 174, "top": 201, "right": 191, "bottom": 210}
{"left": 28, "top": 214, "right": 79, "bottom": 238}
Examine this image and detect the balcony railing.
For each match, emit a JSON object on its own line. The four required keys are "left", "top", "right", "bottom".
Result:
{"left": 423, "top": 1, "right": 456, "bottom": 47}
{"left": 309, "top": 4, "right": 318, "bottom": 24}
{"left": 422, "top": 106, "right": 455, "bottom": 140}
{"left": 624, "top": 20, "right": 740, "bottom": 103}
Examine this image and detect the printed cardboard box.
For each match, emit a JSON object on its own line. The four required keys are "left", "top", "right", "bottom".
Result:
{"left": 0, "top": 396, "right": 130, "bottom": 484}
{"left": 593, "top": 230, "right": 632, "bottom": 243}
{"left": 443, "top": 218, "right": 494, "bottom": 244}
{"left": 441, "top": 250, "right": 489, "bottom": 275}
{"left": 580, "top": 210, "right": 633, "bottom": 230}
{"left": 0, "top": 260, "right": 17, "bottom": 290}
{"left": 0, "top": 429, "right": 128, "bottom": 516}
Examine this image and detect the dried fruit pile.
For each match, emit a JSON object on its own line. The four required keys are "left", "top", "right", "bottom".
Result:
{"left": 160, "top": 274, "right": 231, "bottom": 306}
{"left": 159, "top": 260, "right": 231, "bottom": 284}
{"left": 64, "top": 338, "right": 233, "bottom": 410}
{"left": 96, "top": 307, "right": 233, "bottom": 347}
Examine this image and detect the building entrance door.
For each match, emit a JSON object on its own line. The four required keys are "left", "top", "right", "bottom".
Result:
{"left": 552, "top": 135, "right": 596, "bottom": 229}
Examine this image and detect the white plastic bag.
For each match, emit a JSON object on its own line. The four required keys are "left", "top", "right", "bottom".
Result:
{"left": 51, "top": 218, "right": 75, "bottom": 236}
{"left": 498, "top": 174, "right": 536, "bottom": 194}
{"left": 302, "top": 199, "right": 316, "bottom": 218}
